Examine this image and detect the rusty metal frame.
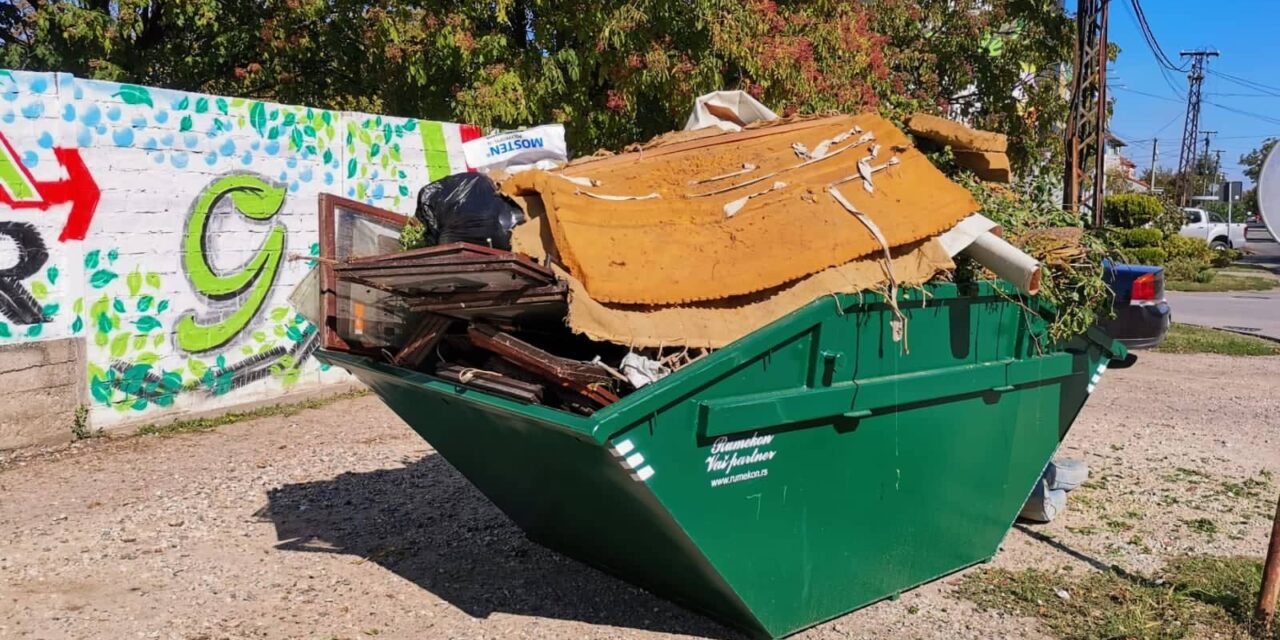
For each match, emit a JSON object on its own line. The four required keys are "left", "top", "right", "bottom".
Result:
{"left": 1064, "top": 0, "right": 1109, "bottom": 227}
{"left": 317, "top": 193, "right": 410, "bottom": 352}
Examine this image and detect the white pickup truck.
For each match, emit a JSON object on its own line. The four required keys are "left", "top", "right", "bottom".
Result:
{"left": 1180, "top": 208, "right": 1247, "bottom": 250}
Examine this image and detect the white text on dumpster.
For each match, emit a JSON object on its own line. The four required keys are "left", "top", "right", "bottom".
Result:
{"left": 706, "top": 434, "right": 776, "bottom": 487}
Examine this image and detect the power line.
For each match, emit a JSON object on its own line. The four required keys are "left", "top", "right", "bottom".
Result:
{"left": 1203, "top": 100, "right": 1280, "bottom": 127}
{"left": 1112, "top": 86, "right": 1182, "bottom": 103}
{"left": 1207, "top": 69, "right": 1280, "bottom": 97}
{"left": 1125, "top": 0, "right": 1190, "bottom": 72}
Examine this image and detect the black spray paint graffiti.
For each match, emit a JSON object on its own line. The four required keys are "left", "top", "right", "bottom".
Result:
{"left": 107, "top": 331, "right": 320, "bottom": 402}
{"left": 0, "top": 221, "right": 51, "bottom": 325}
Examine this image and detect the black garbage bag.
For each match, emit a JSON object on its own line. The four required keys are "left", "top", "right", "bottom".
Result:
{"left": 415, "top": 173, "right": 524, "bottom": 250}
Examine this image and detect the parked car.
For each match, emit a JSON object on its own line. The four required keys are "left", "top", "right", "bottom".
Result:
{"left": 1180, "top": 207, "right": 1247, "bottom": 250}
{"left": 1098, "top": 261, "right": 1170, "bottom": 349}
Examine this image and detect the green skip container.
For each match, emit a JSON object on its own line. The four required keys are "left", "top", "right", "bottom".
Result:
{"left": 317, "top": 281, "right": 1126, "bottom": 638}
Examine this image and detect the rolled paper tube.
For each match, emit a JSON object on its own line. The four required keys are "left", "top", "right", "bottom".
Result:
{"left": 963, "top": 231, "right": 1042, "bottom": 295}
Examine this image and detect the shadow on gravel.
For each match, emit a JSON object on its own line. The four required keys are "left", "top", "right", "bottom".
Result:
{"left": 257, "top": 453, "right": 739, "bottom": 639}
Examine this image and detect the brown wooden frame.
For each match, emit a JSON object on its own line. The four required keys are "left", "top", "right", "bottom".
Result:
{"left": 317, "top": 193, "right": 410, "bottom": 352}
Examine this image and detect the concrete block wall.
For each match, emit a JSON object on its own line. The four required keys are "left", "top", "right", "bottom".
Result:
{"left": 0, "top": 70, "right": 478, "bottom": 448}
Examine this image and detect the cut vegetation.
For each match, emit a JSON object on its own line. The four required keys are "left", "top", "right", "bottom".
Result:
{"left": 1154, "top": 323, "right": 1280, "bottom": 356}
{"left": 957, "top": 555, "right": 1276, "bottom": 640}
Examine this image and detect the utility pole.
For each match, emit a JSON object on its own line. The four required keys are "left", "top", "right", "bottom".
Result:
{"left": 1064, "top": 0, "right": 1110, "bottom": 227}
{"left": 1259, "top": 494, "right": 1280, "bottom": 634}
{"left": 1148, "top": 138, "right": 1158, "bottom": 193}
{"left": 1176, "top": 50, "right": 1219, "bottom": 206}
{"left": 1212, "top": 147, "right": 1224, "bottom": 198}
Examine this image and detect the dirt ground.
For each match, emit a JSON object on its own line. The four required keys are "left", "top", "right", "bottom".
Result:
{"left": 2, "top": 351, "right": 1278, "bottom": 640}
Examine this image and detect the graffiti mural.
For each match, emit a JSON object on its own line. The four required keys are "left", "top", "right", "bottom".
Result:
{"left": 0, "top": 68, "right": 472, "bottom": 432}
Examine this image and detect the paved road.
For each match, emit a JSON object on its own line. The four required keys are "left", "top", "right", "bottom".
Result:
{"left": 1165, "top": 225, "right": 1280, "bottom": 339}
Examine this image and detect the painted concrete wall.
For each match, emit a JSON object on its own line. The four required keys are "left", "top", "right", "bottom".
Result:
{"left": 0, "top": 69, "right": 476, "bottom": 444}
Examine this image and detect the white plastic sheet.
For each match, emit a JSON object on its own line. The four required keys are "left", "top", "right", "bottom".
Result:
{"left": 462, "top": 124, "right": 568, "bottom": 171}
{"left": 684, "top": 91, "right": 779, "bottom": 132}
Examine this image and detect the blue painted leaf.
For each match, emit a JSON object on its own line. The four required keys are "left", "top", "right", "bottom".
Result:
{"left": 131, "top": 397, "right": 149, "bottom": 411}
{"left": 112, "top": 299, "right": 126, "bottom": 313}
{"left": 25, "top": 324, "right": 40, "bottom": 337}
{"left": 71, "top": 316, "right": 84, "bottom": 333}
{"left": 157, "top": 299, "right": 170, "bottom": 313}
{"left": 282, "top": 112, "right": 296, "bottom": 127}
{"left": 84, "top": 250, "right": 101, "bottom": 269}
{"left": 286, "top": 326, "right": 303, "bottom": 342}
{"left": 179, "top": 115, "right": 193, "bottom": 132}
{"left": 0, "top": 322, "right": 12, "bottom": 338}
{"left": 47, "top": 266, "right": 59, "bottom": 284}
{"left": 346, "top": 158, "right": 357, "bottom": 179}
{"left": 176, "top": 96, "right": 190, "bottom": 110}
{"left": 137, "top": 295, "right": 154, "bottom": 312}
{"left": 90, "top": 270, "right": 118, "bottom": 289}
{"left": 215, "top": 354, "right": 226, "bottom": 369}
{"left": 90, "top": 376, "right": 111, "bottom": 403}
{"left": 215, "top": 98, "right": 228, "bottom": 114}
{"left": 195, "top": 97, "right": 209, "bottom": 114}
{"left": 290, "top": 127, "right": 303, "bottom": 151}
{"left": 323, "top": 149, "right": 333, "bottom": 164}
{"left": 42, "top": 303, "right": 58, "bottom": 317}
{"left": 134, "top": 316, "right": 161, "bottom": 332}
{"left": 113, "top": 85, "right": 153, "bottom": 107}
{"left": 97, "top": 312, "right": 112, "bottom": 334}
{"left": 249, "top": 101, "right": 267, "bottom": 135}
{"left": 107, "top": 249, "right": 118, "bottom": 264}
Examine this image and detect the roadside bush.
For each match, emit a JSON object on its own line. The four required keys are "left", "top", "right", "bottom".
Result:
{"left": 1210, "top": 248, "right": 1241, "bottom": 268}
{"left": 1165, "top": 258, "right": 1212, "bottom": 282}
{"left": 1152, "top": 199, "right": 1187, "bottom": 237}
{"left": 1110, "top": 227, "right": 1163, "bottom": 248}
{"left": 1123, "top": 247, "right": 1168, "bottom": 265}
{"left": 1104, "top": 193, "right": 1164, "bottom": 228}
{"left": 1164, "top": 233, "right": 1214, "bottom": 262}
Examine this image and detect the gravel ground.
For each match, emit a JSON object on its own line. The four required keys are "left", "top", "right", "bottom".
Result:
{"left": 1, "top": 351, "right": 1278, "bottom": 640}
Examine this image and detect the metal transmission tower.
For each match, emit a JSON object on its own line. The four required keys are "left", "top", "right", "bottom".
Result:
{"left": 1064, "top": 0, "right": 1110, "bottom": 226}
{"left": 1175, "top": 50, "right": 1219, "bottom": 206}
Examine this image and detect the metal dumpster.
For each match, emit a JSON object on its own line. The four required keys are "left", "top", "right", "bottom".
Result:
{"left": 317, "top": 280, "right": 1126, "bottom": 639}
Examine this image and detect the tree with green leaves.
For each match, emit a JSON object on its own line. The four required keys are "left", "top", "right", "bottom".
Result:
{"left": 1238, "top": 138, "right": 1276, "bottom": 216}
{"left": 2, "top": 0, "right": 1074, "bottom": 168}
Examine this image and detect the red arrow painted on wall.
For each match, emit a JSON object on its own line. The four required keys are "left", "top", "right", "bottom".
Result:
{"left": 0, "top": 131, "right": 100, "bottom": 242}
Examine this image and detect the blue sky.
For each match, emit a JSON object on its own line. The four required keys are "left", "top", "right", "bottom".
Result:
{"left": 1103, "top": 0, "right": 1279, "bottom": 185}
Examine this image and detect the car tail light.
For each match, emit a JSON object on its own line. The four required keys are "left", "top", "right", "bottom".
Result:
{"left": 1132, "top": 273, "right": 1157, "bottom": 301}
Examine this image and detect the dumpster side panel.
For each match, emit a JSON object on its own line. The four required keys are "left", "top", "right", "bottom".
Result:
{"left": 323, "top": 354, "right": 768, "bottom": 637}
{"left": 604, "top": 286, "right": 1079, "bottom": 637}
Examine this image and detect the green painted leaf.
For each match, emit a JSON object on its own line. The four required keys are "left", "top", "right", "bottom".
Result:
{"left": 31, "top": 280, "right": 48, "bottom": 301}
{"left": 249, "top": 101, "right": 267, "bottom": 135}
{"left": 153, "top": 333, "right": 164, "bottom": 348}
{"left": 137, "top": 295, "right": 154, "bottom": 312}
{"left": 127, "top": 269, "right": 142, "bottom": 296}
{"left": 26, "top": 324, "right": 41, "bottom": 337}
{"left": 216, "top": 97, "right": 228, "bottom": 114}
{"left": 90, "top": 270, "right": 118, "bottom": 289}
{"left": 113, "top": 299, "right": 126, "bottom": 314}
{"left": 94, "top": 330, "right": 108, "bottom": 346}
{"left": 323, "top": 149, "right": 333, "bottom": 164}
{"left": 135, "top": 316, "right": 161, "bottom": 332}
{"left": 291, "top": 127, "right": 303, "bottom": 151}
{"left": 241, "top": 345, "right": 254, "bottom": 355}
{"left": 304, "top": 125, "right": 316, "bottom": 137}
{"left": 176, "top": 96, "right": 190, "bottom": 110}
{"left": 269, "top": 307, "right": 289, "bottom": 321}
{"left": 346, "top": 158, "right": 357, "bottom": 179}
{"left": 73, "top": 297, "right": 83, "bottom": 314}
{"left": 85, "top": 250, "right": 101, "bottom": 269}
{"left": 96, "top": 312, "right": 112, "bottom": 334}
{"left": 136, "top": 352, "right": 159, "bottom": 365}
{"left": 189, "top": 358, "right": 208, "bottom": 377}
{"left": 252, "top": 330, "right": 267, "bottom": 343}
{"left": 179, "top": 115, "right": 193, "bottom": 132}
{"left": 113, "top": 85, "right": 154, "bottom": 107}
{"left": 269, "top": 109, "right": 279, "bottom": 122}
{"left": 46, "top": 266, "right": 59, "bottom": 285}
{"left": 195, "top": 97, "right": 209, "bottom": 113}
{"left": 370, "top": 142, "right": 381, "bottom": 157}
{"left": 286, "top": 326, "right": 303, "bottom": 342}
{"left": 268, "top": 126, "right": 279, "bottom": 140}
{"left": 131, "top": 397, "right": 148, "bottom": 411}
{"left": 132, "top": 335, "right": 147, "bottom": 350}
{"left": 71, "top": 316, "right": 84, "bottom": 333}
{"left": 110, "top": 333, "right": 130, "bottom": 358}
{"left": 157, "top": 299, "right": 169, "bottom": 313}
{"left": 273, "top": 325, "right": 286, "bottom": 337}
{"left": 282, "top": 112, "right": 296, "bottom": 127}
{"left": 145, "top": 272, "right": 161, "bottom": 289}
{"left": 321, "top": 111, "right": 332, "bottom": 125}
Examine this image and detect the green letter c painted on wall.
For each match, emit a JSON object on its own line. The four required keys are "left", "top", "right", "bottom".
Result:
{"left": 176, "top": 175, "right": 287, "bottom": 353}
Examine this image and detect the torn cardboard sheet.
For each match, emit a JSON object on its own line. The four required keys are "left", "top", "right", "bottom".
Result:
{"left": 906, "top": 113, "right": 1008, "bottom": 153}
{"left": 559, "top": 240, "right": 953, "bottom": 349}
{"left": 502, "top": 114, "right": 977, "bottom": 305}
